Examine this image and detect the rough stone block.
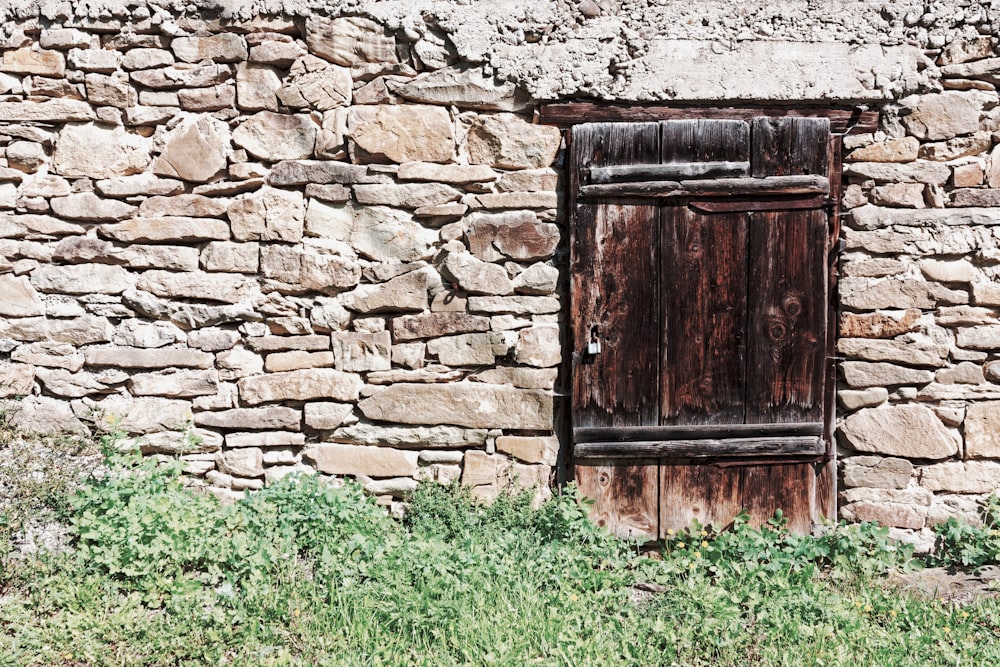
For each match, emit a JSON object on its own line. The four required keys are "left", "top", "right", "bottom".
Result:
{"left": 843, "top": 455, "right": 912, "bottom": 489}
{"left": 303, "top": 443, "right": 418, "bottom": 478}
{"left": 840, "top": 404, "right": 959, "bottom": 460}
{"left": 358, "top": 382, "right": 552, "bottom": 429}
{"left": 238, "top": 368, "right": 362, "bottom": 404}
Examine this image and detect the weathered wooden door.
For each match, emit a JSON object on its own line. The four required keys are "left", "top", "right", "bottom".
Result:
{"left": 570, "top": 116, "right": 837, "bottom": 539}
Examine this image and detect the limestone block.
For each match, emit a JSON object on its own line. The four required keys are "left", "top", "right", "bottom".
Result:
{"left": 461, "top": 450, "right": 506, "bottom": 487}
{"left": 264, "top": 350, "right": 334, "bottom": 372}
{"left": 277, "top": 54, "right": 351, "bottom": 110}
{"left": 216, "top": 348, "right": 264, "bottom": 380}
{"left": 31, "top": 264, "right": 131, "bottom": 295}
{"left": 0, "top": 47, "right": 64, "bottom": 76}
{"left": 514, "top": 325, "right": 561, "bottom": 367}
{"left": 837, "top": 387, "right": 889, "bottom": 411}
{"left": 844, "top": 161, "right": 951, "bottom": 185}
{"left": 122, "top": 48, "right": 174, "bottom": 70}
{"left": 304, "top": 443, "right": 417, "bottom": 478}
{"left": 52, "top": 123, "right": 152, "bottom": 179}
{"left": 39, "top": 29, "right": 92, "bottom": 50}
{"left": 393, "top": 65, "right": 528, "bottom": 111}
{"left": 259, "top": 245, "right": 360, "bottom": 292}
{"left": 871, "top": 183, "right": 925, "bottom": 208}
{"left": 465, "top": 211, "right": 559, "bottom": 261}
{"left": 843, "top": 456, "right": 912, "bottom": 489}
{"left": 358, "top": 382, "right": 552, "bottom": 429}
{"left": 366, "top": 366, "right": 464, "bottom": 384}
{"left": 130, "top": 63, "right": 231, "bottom": 90}
{"left": 841, "top": 362, "right": 934, "bottom": 388}
{"left": 117, "top": 245, "right": 200, "bottom": 271}
{"left": 235, "top": 62, "right": 280, "bottom": 112}
{"left": 512, "top": 263, "right": 559, "bottom": 295}
{"left": 306, "top": 16, "right": 397, "bottom": 67}
{"left": 365, "top": 478, "right": 418, "bottom": 496}
{"left": 344, "top": 270, "right": 428, "bottom": 314}
{"left": 245, "top": 335, "right": 330, "bottom": 352}
{"left": 331, "top": 331, "right": 391, "bottom": 372}
{"left": 202, "top": 242, "right": 259, "bottom": 273}
{"left": 467, "top": 296, "right": 560, "bottom": 315}
{"left": 920, "top": 133, "right": 993, "bottom": 161}
{"left": 84, "top": 72, "right": 136, "bottom": 108}
{"left": 226, "top": 432, "right": 305, "bottom": 448}
{"left": 229, "top": 186, "right": 304, "bottom": 242}
{"left": 270, "top": 160, "right": 367, "bottom": 186}
{"left": 329, "top": 422, "right": 487, "bottom": 449}
{"left": 0, "top": 363, "right": 35, "bottom": 397}
{"left": 428, "top": 332, "right": 511, "bottom": 366}
{"left": 939, "top": 38, "right": 995, "bottom": 66}
{"left": 965, "top": 402, "right": 1000, "bottom": 458}
{"left": 153, "top": 116, "right": 230, "bottom": 183}
{"left": 468, "top": 367, "right": 558, "bottom": 390}
{"left": 398, "top": 161, "right": 496, "bottom": 184}
{"left": 250, "top": 40, "right": 304, "bottom": 67}
{"left": 350, "top": 206, "right": 436, "bottom": 262}
{"left": 233, "top": 111, "right": 316, "bottom": 161}
{"left": 838, "top": 310, "right": 921, "bottom": 339}
{"left": 391, "top": 313, "right": 490, "bottom": 341}
{"left": 0, "top": 274, "right": 45, "bottom": 316}
{"left": 354, "top": 183, "right": 462, "bottom": 208}
{"left": 5, "top": 396, "right": 86, "bottom": 435}
{"left": 347, "top": 104, "right": 453, "bottom": 164}
{"left": 841, "top": 501, "right": 925, "bottom": 530}
{"left": 0, "top": 315, "right": 113, "bottom": 345}
{"left": 840, "top": 404, "right": 959, "bottom": 459}
{"left": 845, "top": 137, "right": 919, "bottom": 162}
{"left": 836, "top": 338, "right": 947, "bottom": 367}
{"left": 172, "top": 34, "right": 248, "bottom": 63}
{"left": 238, "top": 368, "right": 362, "bottom": 405}
{"left": 68, "top": 48, "right": 120, "bottom": 72}
{"left": 496, "top": 435, "right": 558, "bottom": 465}
{"left": 304, "top": 402, "right": 355, "bottom": 430}
{"left": 195, "top": 406, "right": 301, "bottom": 431}
{"left": 956, "top": 325, "right": 1000, "bottom": 350}
{"left": 96, "top": 174, "right": 185, "bottom": 198}
{"left": 102, "top": 216, "right": 230, "bottom": 243}
{"left": 443, "top": 252, "right": 514, "bottom": 295}
{"left": 953, "top": 162, "right": 983, "bottom": 188}
{"left": 85, "top": 346, "right": 213, "bottom": 369}
{"left": 920, "top": 461, "right": 1000, "bottom": 494}
{"left": 0, "top": 99, "right": 93, "bottom": 123}
{"left": 112, "top": 320, "right": 183, "bottom": 348}
{"left": 132, "top": 429, "right": 222, "bottom": 455}
{"left": 840, "top": 278, "right": 934, "bottom": 310}
{"left": 935, "top": 362, "right": 985, "bottom": 385}
{"left": 951, "top": 189, "right": 1000, "bottom": 208}
{"left": 129, "top": 369, "right": 219, "bottom": 398}
{"left": 467, "top": 113, "right": 561, "bottom": 170}
{"left": 901, "top": 91, "right": 989, "bottom": 140}
{"left": 136, "top": 270, "right": 252, "bottom": 304}
{"left": 97, "top": 396, "right": 193, "bottom": 434}
{"left": 939, "top": 306, "right": 998, "bottom": 327}
{"left": 218, "top": 448, "right": 264, "bottom": 478}
{"left": 50, "top": 192, "right": 137, "bottom": 221}
{"left": 11, "top": 342, "right": 84, "bottom": 372}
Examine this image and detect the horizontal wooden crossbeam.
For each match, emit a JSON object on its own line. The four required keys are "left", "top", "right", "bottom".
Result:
{"left": 578, "top": 175, "right": 829, "bottom": 199}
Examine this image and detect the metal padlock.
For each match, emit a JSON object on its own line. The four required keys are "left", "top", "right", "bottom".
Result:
{"left": 587, "top": 340, "right": 602, "bottom": 355}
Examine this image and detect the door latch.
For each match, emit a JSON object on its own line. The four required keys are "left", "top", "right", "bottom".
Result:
{"left": 586, "top": 325, "right": 601, "bottom": 355}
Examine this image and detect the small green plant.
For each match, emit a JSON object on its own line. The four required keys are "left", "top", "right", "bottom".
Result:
{"left": 928, "top": 494, "right": 1000, "bottom": 568}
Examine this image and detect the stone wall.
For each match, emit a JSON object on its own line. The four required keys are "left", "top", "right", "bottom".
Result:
{"left": 0, "top": 10, "right": 566, "bottom": 509}
{"left": 838, "top": 37, "right": 1000, "bottom": 547}
{"left": 0, "top": 1, "right": 997, "bottom": 533}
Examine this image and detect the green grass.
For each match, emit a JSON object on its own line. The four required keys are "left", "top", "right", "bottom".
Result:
{"left": 1, "top": 444, "right": 1000, "bottom": 666}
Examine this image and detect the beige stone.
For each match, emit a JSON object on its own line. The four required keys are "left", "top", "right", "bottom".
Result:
{"left": 393, "top": 65, "right": 528, "bottom": 111}
{"left": 0, "top": 47, "right": 64, "bottom": 76}
{"left": 957, "top": 325, "right": 1000, "bottom": 350}
{"left": 952, "top": 189, "right": 1000, "bottom": 208}
{"left": 0, "top": 99, "right": 93, "bottom": 123}
{"left": 354, "top": 183, "right": 462, "bottom": 208}
{"left": 98, "top": 396, "right": 193, "bottom": 435}
{"left": 218, "top": 448, "right": 264, "bottom": 478}
{"left": 839, "top": 278, "right": 934, "bottom": 310}
{"left": 245, "top": 335, "right": 330, "bottom": 352}
{"left": 345, "top": 270, "right": 428, "bottom": 314}
{"left": 965, "top": 402, "right": 1000, "bottom": 458}
{"left": 236, "top": 62, "right": 280, "bottom": 112}
{"left": 112, "top": 320, "right": 183, "bottom": 349}
{"left": 398, "top": 161, "right": 496, "bottom": 184}
{"left": 229, "top": 187, "right": 304, "bottom": 242}
{"left": 132, "top": 429, "right": 223, "bottom": 455}
{"left": 467, "top": 296, "right": 560, "bottom": 315}
{"left": 50, "top": 192, "right": 137, "bottom": 221}
{"left": 250, "top": 40, "right": 304, "bottom": 67}
{"left": 269, "top": 160, "right": 367, "bottom": 186}
{"left": 837, "top": 387, "right": 888, "bottom": 411}
{"left": 919, "top": 133, "right": 993, "bottom": 161}
{"left": 935, "top": 362, "right": 985, "bottom": 385}
{"left": 871, "top": 183, "right": 925, "bottom": 208}
{"left": 130, "top": 63, "right": 231, "bottom": 90}
{"left": 129, "top": 370, "right": 220, "bottom": 398}
{"left": 263, "top": 350, "right": 333, "bottom": 372}
{"left": 0, "top": 363, "right": 35, "bottom": 397}
{"left": 105, "top": 216, "right": 232, "bottom": 244}
{"left": 31, "top": 264, "right": 131, "bottom": 295}
{"left": 5, "top": 396, "right": 86, "bottom": 435}
{"left": 428, "top": 332, "right": 511, "bottom": 366}
{"left": 841, "top": 362, "right": 934, "bottom": 388}
{"left": 468, "top": 367, "right": 558, "bottom": 390}
{"left": 496, "top": 435, "right": 558, "bottom": 465}
{"left": 153, "top": 116, "right": 230, "bottom": 183}
{"left": 845, "top": 137, "right": 919, "bottom": 162}
{"left": 841, "top": 501, "right": 924, "bottom": 530}
{"left": 304, "top": 402, "right": 355, "bottom": 430}
{"left": 226, "top": 432, "right": 305, "bottom": 448}
{"left": 96, "top": 174, "right": 185, "bottom": 198}
{"left": 117, "top": 245, "right": 200, "bottom": 271}
{"left": 366, "top": 367, "right": 464, "bottom": 384}
{"left": 514, "top": 325, "right": 561, "bottom": 367}
{"left": 358, "top": 382, "right": 552, "bottom": 429}
{"left": 939, "top": 38, "right": 995, "bottom": 66}
{"left": 466, "top": 211, "right": 560, "bottom": 262}
{"left": 52, "top": 123, "right": 152, "bottom": 179}
{"left": 277, "top": 55, "right": 352, "bottom": 110}
{"left": 840, "top": 404, "right": 958, "bottom": 460}
{"left": 844, "top": 161, "right": 951, "bottom": 185}
{"left": 0, "top": 274, "right": 45, "bottom": 316}
{"left": 348, "top": 105, "right": 453, "bottom": 164}
{"left": 39, "top": 28, "right": 91, "bottom": 50}
{"left": 11, "top": 342, "right": 84, "bottom": 372}
{"left": 836, "top": 338, "right": 947, "bottom": 367}
{"left": 901, "top": 91, "right": 989, "bottom": 140}
{"left": 172, "top": 34, "right": 247, "bottom": 63}
{"left": 331, "top": 331, "right": 391, "bottom": 372}
{"left": 842, "top": 455, "right": 912, "bottom": 489}
{"left": 467, "top": 114, "right": 561, "bottom": 169}
{"left": 233, "top": 111, "right": 316, "bottom": 161}
{"left": 238, "top": 368, "right": 362, "bottom": 405}
{"left": 330, "top": 422, "right": 486, "bottom": 449}
{"left": 920, "top": 461, "right": 1000, "bottom": 494}
{"left": 838, "top": 310, "right": 921, "bottom": 339}
{"left": 136, "top": 270, "right": 252, "bottom": 304}
{"left": 306, "top": 16, "right": 397, "bottom": 67}
{"left": 217, "top": 348, "right": 264, "bottom": 380}
{"left": 85, "top": 346, "right": 213, "bottom": 369}
{"left": 350, "top": 206, "right": 436, "bottom": 262}
{"left": 443, "top": 252, "right": 514, "bottom": 295}
{"left": 0, "top": 315, "right": 113, "bottom": 345}
{"left": 304, "top": 443, "right": 417, "bottom": 478}
{"left": 195, "top": 406, "right": 301, "bottom": 431}
{"left": 121, "top": 47, "right": 174, "bottom": 70}
{"left": 84, "top": 72, "right": 136, "bottom": 108}
{"left": 953, "top": 162, "right": 983, "bottom": 188}
{"left": 512, "top": 263, "right": 559, "bottom": 295}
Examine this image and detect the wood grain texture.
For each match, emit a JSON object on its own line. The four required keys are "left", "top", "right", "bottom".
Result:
{"left": 539, "top": 104, "right": 877, "bottom": 135}
{"left": 579, "top": 175, "right": 829, "bottom": 199}
{"left": 661, "top": 119, "right": 749, "bottom": 164}
{"left": 574, "top": 436, "right": 824, "bottom": 459}
{"left": 574, "top": 422, "right": 824, "bottom": 443}
{"left": 745, "top": 209, "right": 828, "bottom": 423}
{"left": 688, "top": 196, "right": 826, "bottom": 213}
{"left": 570, "top": 122, "right": 661, "bottom": 428}
{"left": 589, "top": 161, "right": 749, "bottom": 183}
{"left": 576, "top": 460, "right": 658, "bottom": 540}
{"left": 661, "top": 207, "right": 747, "bottom": 425}
{"left": 752, "top": 117, "right": 830, "bottom": 177}
{"left": 660, "top": 461, "right": 816, "bottom": 535}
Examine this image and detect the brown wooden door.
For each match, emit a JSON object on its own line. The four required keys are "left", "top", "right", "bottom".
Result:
{"left": 570, "top": 117, "right": 836, "bottom": 539}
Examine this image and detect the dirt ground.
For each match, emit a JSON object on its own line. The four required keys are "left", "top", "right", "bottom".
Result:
{"left": 890, "top": 566, "right": 1000, "bottom": 606}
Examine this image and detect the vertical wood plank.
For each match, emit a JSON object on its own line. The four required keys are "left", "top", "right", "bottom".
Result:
{"left": 738, "top": 462, "right": 815, "bottom": 534}
{"left": 570, "top": 123, "right": 661, "bottom": 428}
{"left": 576, "top": 460, "right": 659, "bottom": 540}
{"left": 661, "top": 207, "right": 747, "bottom": 425}
{"left": 660, "top": 463, "right": 743, "bottom": 535}
{"left": 751, "top": 117, "right": 830, "bottom": 177}
{"left": 745, "top": 209, "right": 827, "bottom": 424}
{"left": 661, "top": 119, "right": 749, "bottom": 163}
